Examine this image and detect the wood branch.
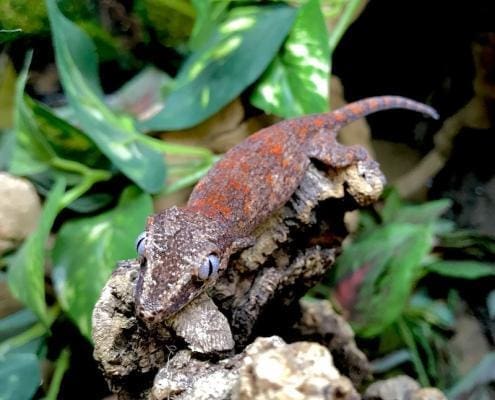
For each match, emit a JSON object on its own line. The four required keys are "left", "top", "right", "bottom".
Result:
{"left": 92, "top": 151, "right": 385, "bottom": 399}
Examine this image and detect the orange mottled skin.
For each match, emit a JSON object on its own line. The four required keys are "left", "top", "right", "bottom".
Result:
{"left": 187, "top": 96, "right": 438, "bottom": 240}
{"left": 135, "top": 96, "right": 438, "bottom": 324}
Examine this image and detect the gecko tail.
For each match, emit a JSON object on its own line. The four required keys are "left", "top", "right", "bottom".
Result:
{"left": 331, "top": 96, "right": 439, "bottom": 127}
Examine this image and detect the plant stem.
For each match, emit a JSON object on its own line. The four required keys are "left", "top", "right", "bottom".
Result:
{"left": 50, "top": 157, "right": 112, "bottom": 208}
{"left": 136, "top": 134, "right": 214, "bottom": 159}
{"left": 328, "top": 0, "right": 363, "bottom": 52}
{"left": 44, "top": 348, "right": 70, "bottom": 400}
{"left": 0, "top": 323, "right": 46, "bottom": 355}
{"left": 59, "top": 173, "right": 104, "bottom": 209}
{"left": 397, "top": 317, "right": 431, "bottom": 387}
{"left": 0, "top": 306, "right": 60, "bottom": 355}
{"left": 50, "top": 157, "right": 106, "bottom": 178}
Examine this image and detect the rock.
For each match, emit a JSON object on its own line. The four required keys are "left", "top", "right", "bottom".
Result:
{"left": 233, "top": 337, "right": 360, "bottom": 400}
{"left": 363, "top": 376, "right": 447, "bottom": 400}
{"left": 364, "top": 375, "right": 420, "bottom": 400}
{"left": 0, "top": 172, "right": 41, "bottom": 254}
{"left": 410, "top": 388, "right": 447, "bottom": 400}
{"left": 151, "top": 336, "right": 361, "bottom": 400}
{"left": 289, "top": 299, "right": 372, "bottom": 387}
{"left": 152, "top": 350, "right": 239, "bottom": 400}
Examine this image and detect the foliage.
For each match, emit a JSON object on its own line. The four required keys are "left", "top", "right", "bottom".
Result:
{"left": 52, "top": 186, "right": 153, "bottom": 339}
{"left": 139, "top": 4, "right": 298, "bottom": 130}
{"left": 314, "top": 188, "right": 495, "bottom": 389}
{"left": 251, "top": 0, "right": 330, "bottom": 118}
{"left": 0, "top": 0, "right": 360, "bottom": 397}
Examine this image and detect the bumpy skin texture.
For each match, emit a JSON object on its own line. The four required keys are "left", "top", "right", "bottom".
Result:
{"left": 135, "top": 96, "right": 438, "bottom": 324}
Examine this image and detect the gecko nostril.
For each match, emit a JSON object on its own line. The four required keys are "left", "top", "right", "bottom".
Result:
{"left": 137, "top": 309, "right": 155, "bottom": 322}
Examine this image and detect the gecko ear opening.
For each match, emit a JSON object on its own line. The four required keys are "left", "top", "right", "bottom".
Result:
{"left": 196, "top": 253, "right": 220, "bottom": 280}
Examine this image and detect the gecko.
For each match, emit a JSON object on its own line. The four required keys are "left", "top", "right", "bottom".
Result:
{"left": 133, "top": 96, "right": 438, "bottom": 325}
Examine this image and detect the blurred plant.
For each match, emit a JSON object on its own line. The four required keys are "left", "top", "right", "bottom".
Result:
{"left": 0, "top": 0, "right": 363, "bottom": 398}
{"left": 310, "top": 188, "right": 495, "bottom": 390}
{"left": 0, "top": 0, "right": 48, "bottom": 35}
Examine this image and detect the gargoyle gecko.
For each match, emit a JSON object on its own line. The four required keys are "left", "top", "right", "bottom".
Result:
{"left": 134, "top": 96, "right": 438, "bottom": 325}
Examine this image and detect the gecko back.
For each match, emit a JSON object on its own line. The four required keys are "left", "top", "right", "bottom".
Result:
{"left": 187, "top": 96, "right": 438, "bottom": 238}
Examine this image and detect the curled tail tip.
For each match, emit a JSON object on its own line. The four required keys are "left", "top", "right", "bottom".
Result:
{"left": 398, "top": 96, "right": 440, "bottom": 120}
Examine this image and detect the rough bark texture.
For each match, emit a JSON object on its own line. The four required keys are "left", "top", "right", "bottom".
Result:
{"left": 93, "top": 156, "right": 388, "bottom": 399}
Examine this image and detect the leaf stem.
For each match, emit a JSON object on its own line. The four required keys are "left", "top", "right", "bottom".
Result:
{"left": 50, "top": 157, "right": 112, "bottom": 208}
{"left": 50, "top": 157, "right": 110, "bottom": 181}
{"left": 0, "top": 323, "right": 45, "bottom": 356}
{"left": 0, "top": 306, "right": 60, "bottom": 356}
{"left": 397, "top": 317, "right": 431, "bottom": 386}
{"left": 44, "top": 348, "right": 70, "bottom": 400}
{"left": 328, "top": 0, "right": 363, "bottom": 52}
{"left": 59, "top": 175, "right": 97, "bottom": 209}
{"left": 136, "top": 134, "right": 215, "bottom": 159}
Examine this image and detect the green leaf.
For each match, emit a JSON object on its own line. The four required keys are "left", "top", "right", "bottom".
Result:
{"left": 140, "top": 4, "right": 297, "bottom": 131}
{"left": 66, "top": 192, "right": 113, "bottom": 214}
{"left": 391, "top": 199, "right": 452, "bottom": 226}
{"left": 189, "top": 0, "right": 230, "bottom": 50}
{"left": 380, "top": 187, "right": 403, "bottom": 223}
{"left": 10, "top": 54, "right": 108, "bottom": 180}
{"left": 0, "top": 54, "right": 16, "bottom": 130}
{"left": 370, "top": 349, "right": 411, "bottom": 374}
{"left": 487, "top": 290, "right": 495, "bottom": 319}
{"left": 45, "top": 0, "right": 166, "bottom": 193}
{"left": 396, "top": 318, "right": 430, "bottom": 386}
{"left": 250, "top": 0, "right": 330, "bottom": 117}
{"left": 410, "top": 320, "right": 438, "bottom": 381}
{"left": 447, "top": 352, "right": 495, "bottom": 400}
{"left": 439, "top": 230, "right": 495, "bottom": 259}
{"left": 339, "top": 223, "right": 434, "bottom": 337}
{"left": 28, "top": 99, "right": 109, "bottom": 169}
{"left": 7, "top": 179, "right": 66, "bottom": 326}
{"left": 408, "top": 291, "right": 455, "bottom": 329}
{"left": 0, "top": 29, "right": 23, "bottom": 44}
{"left": 0, "top": 310, "right": 37, "bottom": 343}
{"left": 334, "top": 223, "right": 422, "bottom": 282}
{"left": 52, "top": 186, "right": 153, "bottom": 339}
{"left": 425, "top": 260, "right": 495, "bottom": 279}
{"left": 0, "top": 131, "right": 15, "bottom": 171}
{"left": 10, "top": 53, "right": 54, "bottom": 177}
{"left": 0, "top": 353, "right": 41, "bottom": 400}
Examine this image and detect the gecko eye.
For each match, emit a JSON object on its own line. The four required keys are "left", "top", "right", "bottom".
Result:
{"left": 197, "top": 254, "right": 220, "bottom": 280}
{"left": 135, "top": 232, "right": 146, "bottom": 256}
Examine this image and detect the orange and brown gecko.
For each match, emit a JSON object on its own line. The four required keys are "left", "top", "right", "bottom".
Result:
{"left": 134, "top": 96, "right": 438, "bottom": 324}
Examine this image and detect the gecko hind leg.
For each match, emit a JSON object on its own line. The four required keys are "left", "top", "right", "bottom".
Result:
{"left": 305, "top": 128, "right": 370, "bottom": 169}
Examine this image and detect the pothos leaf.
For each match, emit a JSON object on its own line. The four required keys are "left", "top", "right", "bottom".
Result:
{"left": 7, "top": 179, "right": 66, "bottom": 327}
{"left": 52, "top": 186, "right": 152, "bottom": 339}
{"left": 140, "top": 4, "right": 297, "bottom": 131}
{"left": 45, "top": 0, "right": 166, "bottom": 194}
{"left": 250, "top": 0, "right": 330, "bottom": 118}
{"left": 0, "top": 353, "right": 41, "bottom": 400}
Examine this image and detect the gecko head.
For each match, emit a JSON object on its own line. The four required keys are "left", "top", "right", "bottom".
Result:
{"left": 133, "top": 206, "right": 227, "bottom": 325}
